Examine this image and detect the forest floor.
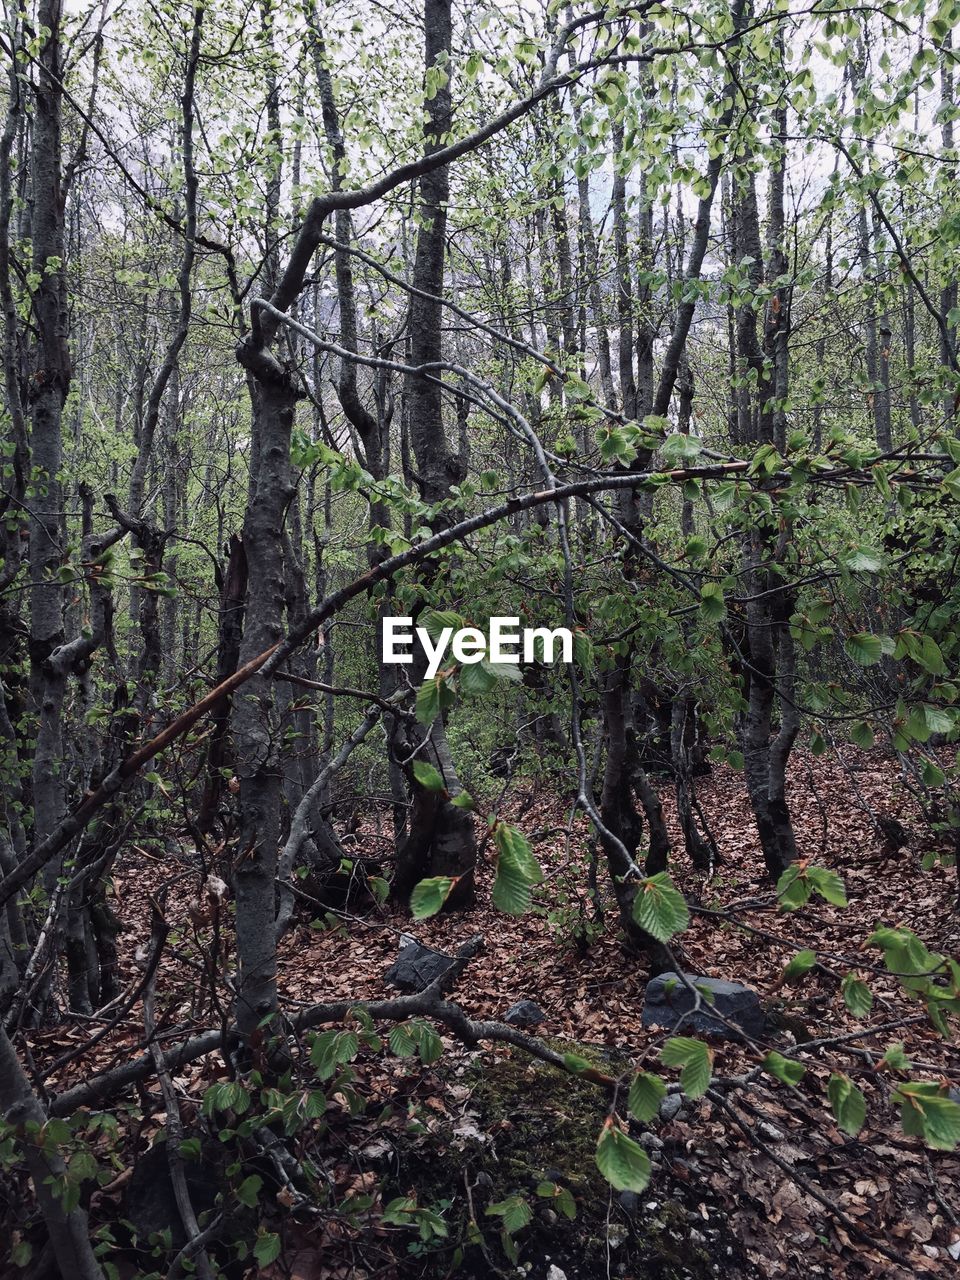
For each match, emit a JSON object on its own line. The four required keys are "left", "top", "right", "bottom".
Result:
{"left": 31, "top": 750, "right": 960, "bottom": 1280}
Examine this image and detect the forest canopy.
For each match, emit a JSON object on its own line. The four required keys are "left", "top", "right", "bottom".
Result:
{"left": 1, "top": 0, "right": 960, "bottom": 1275}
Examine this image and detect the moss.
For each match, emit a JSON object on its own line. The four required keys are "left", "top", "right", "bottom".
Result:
{"left": 381, "top": 1045, "right": 733, "bottom": 1279}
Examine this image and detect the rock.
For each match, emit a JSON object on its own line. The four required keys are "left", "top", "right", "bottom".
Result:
{"left": 384, "top": 941, "right": 455, "bottom": 992}
{"left": 618, "top": 1191, "right": 640, "bottom": 1215}
{"left": 546, "top": 1267, "right": 568, "bottom": 1280}
{"left": 503, "top": 999, "right": 547, "bottom": 1027}
{"left": 658, "top": 1093, "right": 682, "bottom": 1122}
{"left": 608, "top": 1224, "right": 628, "bottom": 1249}
{"left": 641, "top": 971, "right": 765, "bottom": 1041}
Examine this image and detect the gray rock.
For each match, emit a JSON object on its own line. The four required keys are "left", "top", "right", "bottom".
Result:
{"left": 384, "top": 941, "right": 455, "bottom": 992}
{"left": 641, "top": 971, "right": 765, "bottom": 1041}
{"left": 618, "top": 1190, "right": 640, "bottom": 1215}
{"left": 659, "top": 1092, "right": 683, "bottom": 1122}
{"left": 504, "top": 999, "right": 547, "bottom": 1027}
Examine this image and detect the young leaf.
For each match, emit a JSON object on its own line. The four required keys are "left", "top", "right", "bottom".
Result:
{"left": 776, "top": 864, "right": 812, "bottom": 911}
{"left": 894, "top": 1084, "right": 960, "bottom": 1150}
{"left": 632, "top": 872, "right": 689, "bottom": 942}
{"left": 412, "top": 760, "right": 445, "bottom": 791}
{"left": 628, "top": 1072, "right": 667, "bottom": 1123}
{"left": 388, "top": 1023, "right": 416, "bottom": 1057}
{"left": 660, "top": 1037, "right": 713, "bottom": 1099}
{"left": 458, "top": 660, "right": 497, "bottom": 697}
{"left": 485, "top": 1194, "right": 532, "bottom": 1233}
{"left": 253, "top": 1233, "right": 281, "bottom": 1266}
{"left": 410, "top": 876, "right": 456, "bottom": 919}
{"left": 845, "top": 633, "right": 883, "bottom": 666}
{"left": 700, "top": 582, "right": 726, "bottom": 620}
{"left": 494, "top": 824, "right": 543, "bottom": 883}
{"left": 782, "top": 949, "right": 817, "bottom": 982}
{"left": 808, "top": 866, "right": 848, "bottom": 907}
{"left": 595, "top": 1121, "right": 652, "bottom": 1192}
{"left": 841, "top": 974, "right": 873, "bottom": 1018}
{"left": 827, "top": 1073, "right": 867, "bottom": 1136}
{"left": 491, "top": 857, "right": 532, "bottom": 916}
{"left": 762, "top": 1051, "right": 805, "bottom": 1086}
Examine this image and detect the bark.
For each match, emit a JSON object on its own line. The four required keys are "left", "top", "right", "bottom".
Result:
{"left": 228, "top": 364, "right": 299, "bottom": 1045}
{"left": 405, "top": 0, "right": 466, "bottom": 506}
{"left": 198, "top": 534, "right": 248, "bottom": 831}
{"left": 0, "top": 1025, "right": 105, "bottom": 1279}
{"left": 940, "top": 29, "right": 957, "bottom": 426}
{"left": 391, "top": 0, "right": 476, "bottom": 904}
{"left": 597, "top": 662, "right": 671, "bottom": 968}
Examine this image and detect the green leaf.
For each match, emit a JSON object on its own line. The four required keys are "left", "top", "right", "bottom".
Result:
{"left": 922, "top": 756, "right": 945, "bottom": 787}
{"left": 841, "top": 974, "right": 873, "bottom": 1018}
{"left": 595, "top": 1122, "right": 652, "bottom": 1192}
{"left": 700, "top": 582, "right": 726, "bottom": 620}
{"left": 491, "top": 823, "right": 543, "bottom": 915}
{"left": 782, "top": 949, "right": 817, "bottom": 982}
{"left": 10, "top": 1241, "right": 31, "bottom": 1267}
{"left": 917, "top": 635, "right": 947, "bottom": 676}
{"left": 253, "top": 1232, "right": 281, "bottom": 1266}
{"left": 451, "top": 790, "right": 474, "bottom": 810}
{"left": 845, "top": 633, "right": 883, "bottom": 666}
{"left": 628, "top": 1072, "right": 667, "bottom": 1123}
{"left": 776, "top": 864, "right": 812, "bottom": 911}
{"left": 483, "top": 656, "right": 522, "bottom": 683}
{"left": 880, "top": 1043, "right": 911, "bottom": 1073}
{"left": 850, "top": 721, "right": 875, "bottom": 750}
{"left": 841, "top": 547, "right": 882, "bottom": 573}
{"left": 310, "top": 1029, "right": 359, "bottom": 1080}
{"left": 660, "top": 1037, "right": 713, "bottom": 1099}
{"left": 409, "top": 1020, "right": 444, "bottom": 1064}
{"left": 491, "top": 855, "right": 533, "bottom": 916}
{"left": 458, "top": 660, "right": 497, "bottom": 697}
{"left": 762, "top": 1051, "right": 805, "bottom": 1086}
{"left": 412, "top": 760, "right": 445, "bottom": 791}
{"left": 367, "top": 875, "right": 390, "bottom": 904}
{"left": 485, "top": 1194, "right": 532, "bottom": 1233}
{"left": 894, "top": 1085, "right": 960, "bottom": 1150}
{"left": 924, "top": 704, "right": 955, "bottom": 735}
{"left": 420, "top": 609, "right": 463, "bottom": 641}
{"left": 535, "top": 1181, "right": 576, "bottom": 1219}
{"left": 415, "top": 675, "right": 455, "bottom": 724}
{"left": 563, "top": 1052, "right": 594, "bottom": 1074}
{"left": 659, "top": 432, "right": 703, "bottom": 466}
{"left": 827, "top": 1073, "right": 867, "bottom": 1136}
{"left": 573, "top": 629, "right": 593, "bottom": 670}
{"left": 416, "top": 679, "right": 441, "bottom": 724}
{"left": 236, "top": 1174, "right": 263, "bottom": 1207}
{"left": 632, "top": 873, "right": 690, "bottom": 942}
{"left": 808, "top": 866, "right": 848, "bottom": 907}
{"left": 388, "top": 1024, "right": 416, "bottom": 1057}
{"left": 410, "top": 876, "right": 456, "bottom": 919}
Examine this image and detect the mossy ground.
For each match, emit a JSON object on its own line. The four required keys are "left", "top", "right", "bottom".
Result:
{"left": 381, "top": 1043, "right": 743, "bottom": 1279}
